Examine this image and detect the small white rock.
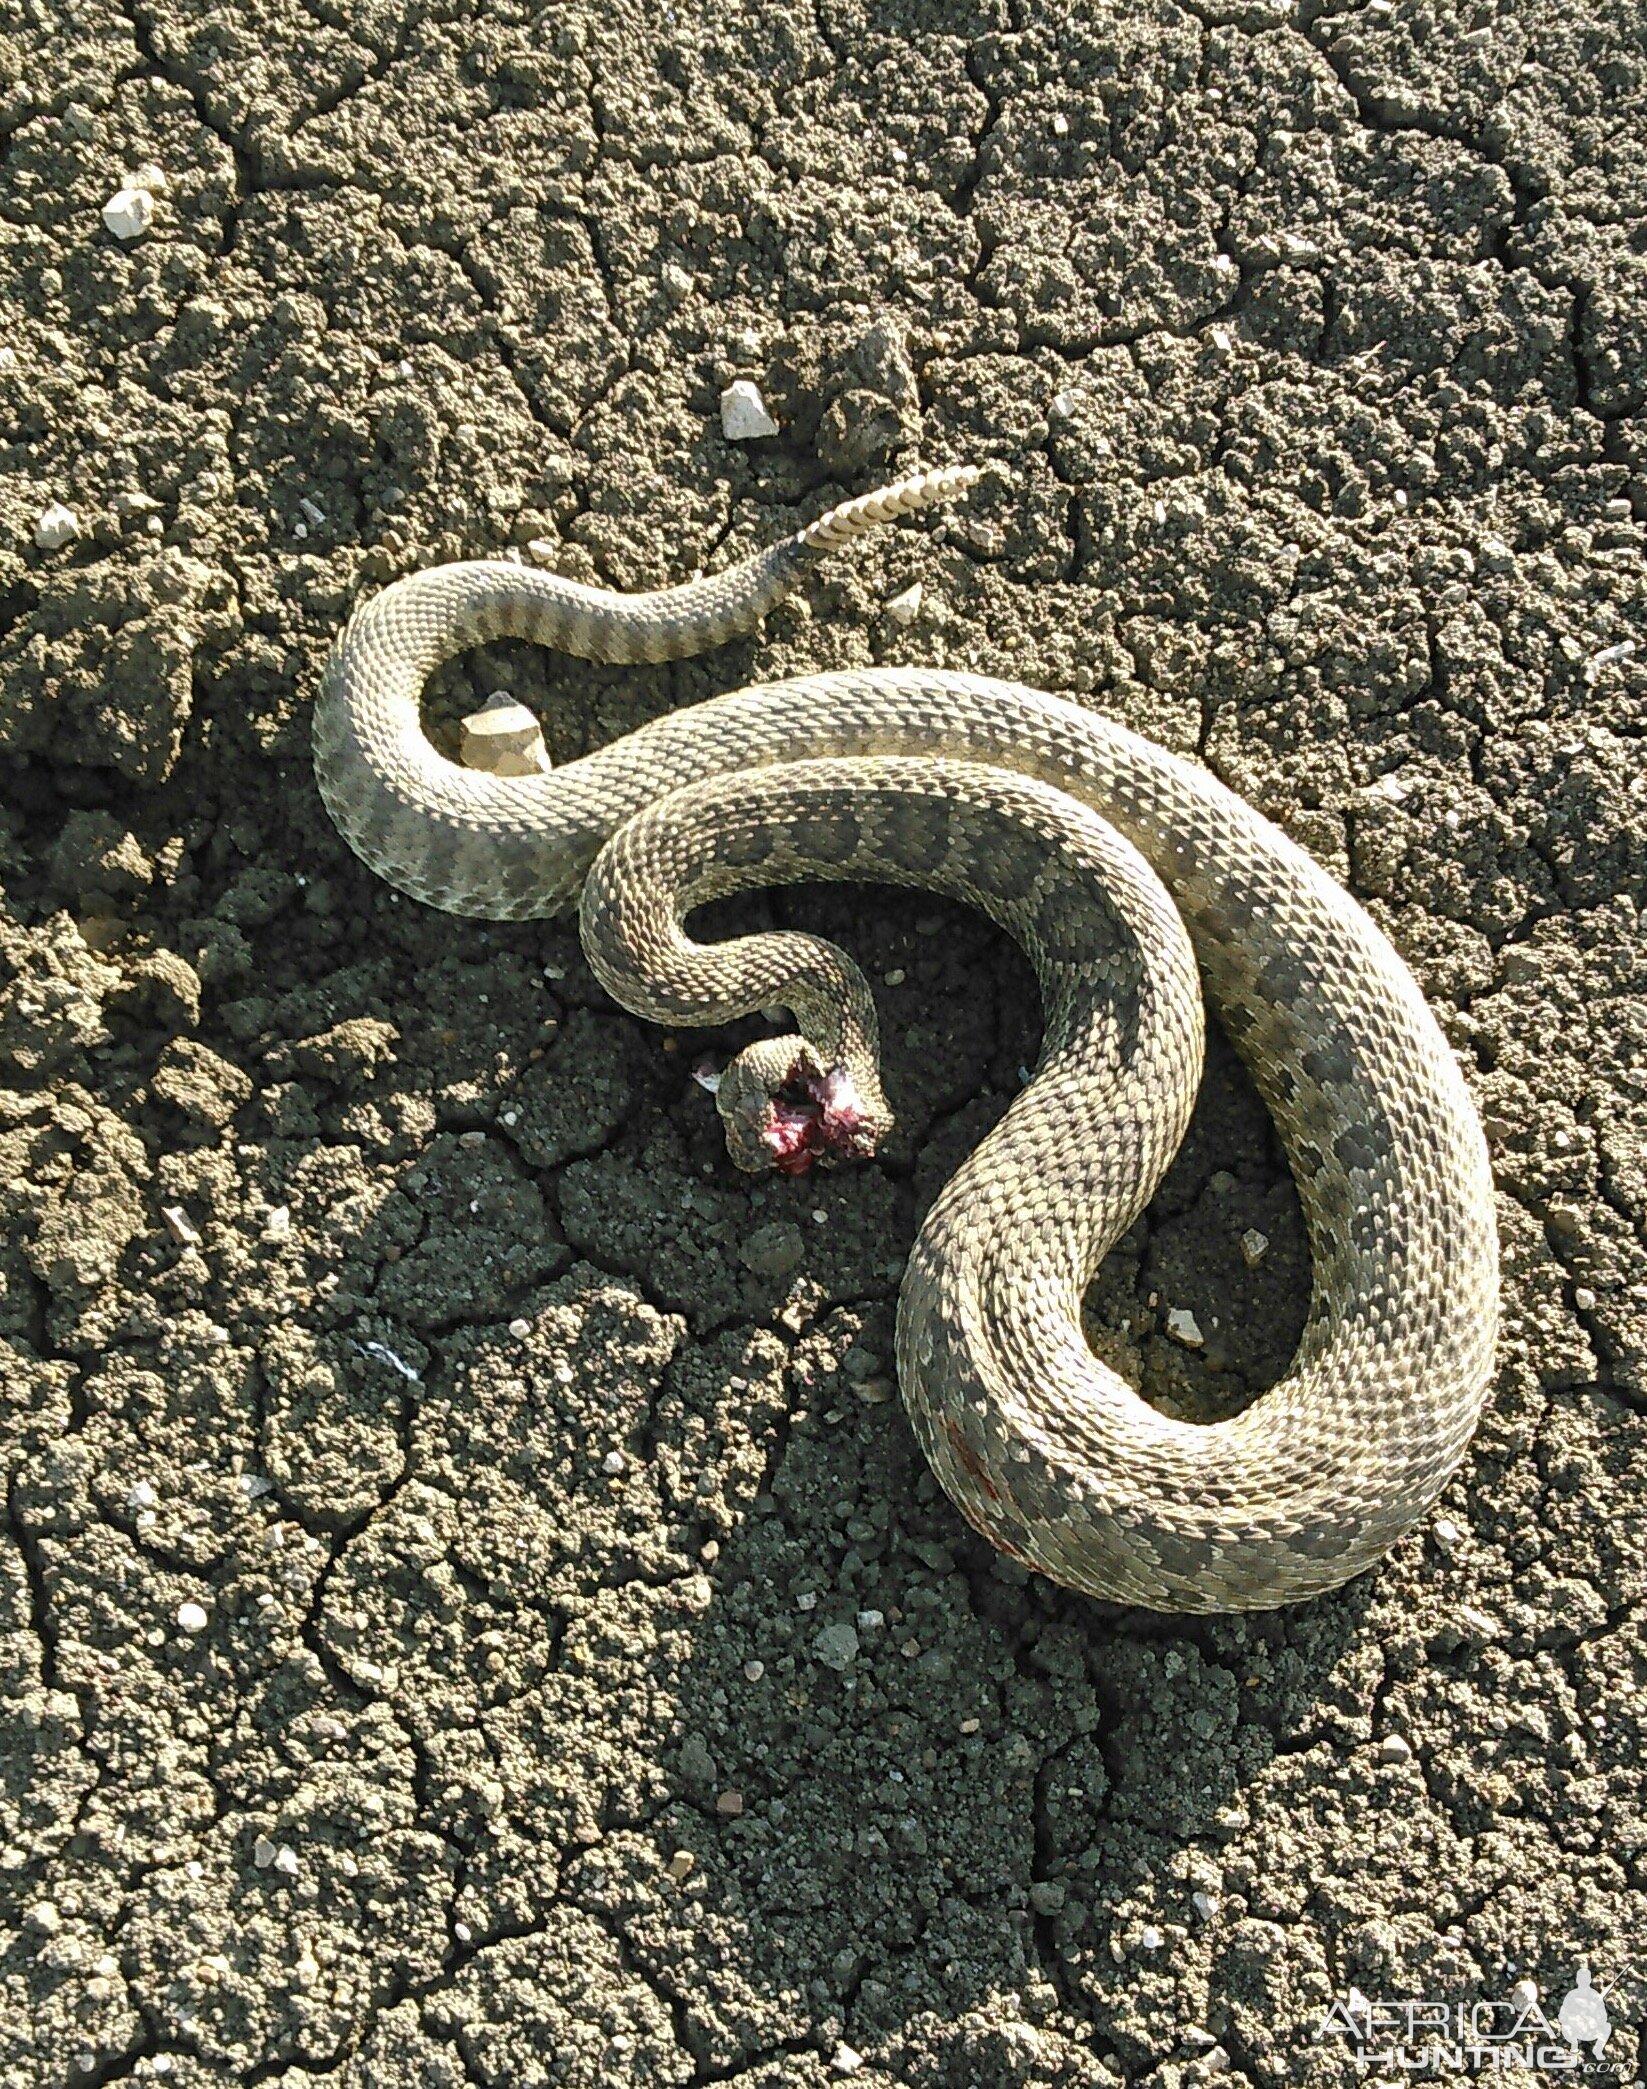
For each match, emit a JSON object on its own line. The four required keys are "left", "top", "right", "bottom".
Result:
{"left": 102, "top": 185, "right": 155, "bottom": 241}
{"left": 602, "top": 1449, "right": 626, "bottom": 1476}
{"left": 1166, "top": 1307, "right": 1204, "bottom": 1349}
{"left": 1510, "top": 1978, "right": 1538, "bottom": 2010}
{"left": 1140, "top": 1925, "right": 1164, "bottom": 1950}
{"left": 1574, "top": 1286, "right": 1597, "bottom": 1311}
{"left": 273, "top": 1844, "right": 300, "bottom": 1877}
{"left": 161, "top": 1205, "right": 200, "bottom": 1246}
{"left": 508, "top": 1317, "right": 531, "bottom": 1339}
{"left": 885, "top": 581, "right": 923, "bottom": 625}
{"left": 1431, "top": 1515, "right": 1463, "bottom": 1552}
{"left": 720, "top": 378, "right": 779, "bottom": 441}
{"left": 261, "top": 1204, "right": 291, "bottom": 1241}
{"left": 127, "top": 1481, "right": 157, "bottom": 1512}
{"left": 253, "top": 1836, "right": 277, "bottom": 1868}
{"left": 831, "top": 2045, "right": 865, "bottom": 2077}
{"left": 661, "top": 262, "right": 694, "bottom": 301}
{"left": 34, "top": 502, "right": 80, "bottom": 551}
{"left": 176, "top": 1602, "right": 209, "bottom": 1633}
{"left": 1191, "top": 1890, "right": 1219, "bottom": 1921}
{"left": 1239, "top": 1228, "right": 1269, "bottom": 1267}
{"left": 460, "top": 697, "right": 549, "bottom": 777}
{"left": 1378, "top": 1733, "right": 1412, "bottom": 1764}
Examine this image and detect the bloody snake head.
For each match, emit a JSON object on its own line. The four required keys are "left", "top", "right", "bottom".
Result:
{"left": 715, "top": 1041, "right": 888, "bottom": 1175}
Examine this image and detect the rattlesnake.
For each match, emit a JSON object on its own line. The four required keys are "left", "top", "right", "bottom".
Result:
{"left": 314, "top": 467, "right": 1497, "bottom": 1611}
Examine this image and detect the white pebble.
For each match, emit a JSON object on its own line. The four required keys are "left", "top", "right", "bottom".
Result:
{"left": 885, "top": 582, "right": 923, "bottom": 625}
{"left": 661, "top": 262, "right": 694, "bottom": 301}
{"left": 1431, "top": 1516, "right": 1463, "bottom": 1552}
{"left": 1379, "top": 1733, "right": 1412, "bottom": 1763}
{"left": 856, "top": 1609, "right": 885, "bottom": 1630}
{"left": 127, "top": 1481, "right": 157, "bottom": 1511}
{"left": 460, "top": 699, "right": 549, "bottom": 777}
{"left": 261, "top": 1204, "right": 291, "bottom": 1241}
{"left": 508, "top": 1318, "right": 531, "bottom": 1339}
{"left": 176, "top": 1602, "right": 209, "bottom": 1633}
{"left": 883, "top": 968, "right": 907, "bottom": 987}
{"left": 1239, "top": 1228, "right": 1269, "bottom": 1267}
{"left": 720, "top": 379, "right": 779, "bottom": 441}
{"left": 1192, "top": 1891, "right": 1219, "bottom": 1921}
{"left": 602, "top": 1449, "right": 626, "bottom": 1476}
{"left": 34, "top": 502, "right": 80, "bottom": 551}
{"left": 1140, "top": 1925, "right": 1164, "bottom": 1950}
{"left": 1166, "top": 1307, "right": 1204, "bottom": 1349}
{"left": 239, "top": 1474, "right": 272, "bottom": 1499}
{"left": 253, "top": 1836, "right": 277, "bottom": 1868}
{"left": 743, "top": 1659, "right": 765, "bottom": 1682}
{"left": 1574, "top": 1286, "right": 1597, "bottom": 1311}
{"left": 795, "top": 1591, "right": 818, "bottom": 1611}
{"left": 1510, "top": 1978, "right": 1538, "bottom": 2009}
{"left": 161, "top": 1205, "right": 200, "bottom": 1246}
{"left": 102, "top": 185, "right": 155, "bottom": 241}
{"left": 832, "top": 2046, "right": 865, "bottom": 2077}
{"left": 274, "top": 1844, "right": 300, "bottom": 1877}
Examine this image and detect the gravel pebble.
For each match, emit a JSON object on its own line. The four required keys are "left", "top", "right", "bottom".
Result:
{"left": 34, "top": 502, "right": 80, "bottom": 550}
{"left": 102, "top": 184, "right": 155, "bottom": 240}
{"left": 1166, "top": 1307, "right": 1205, "bottom": 1348}
{"left": 813, "top": 1622, "right": 860, "bottom": 1672}
{"left": 720, "top": 379, "right": 778, "bottom": 440}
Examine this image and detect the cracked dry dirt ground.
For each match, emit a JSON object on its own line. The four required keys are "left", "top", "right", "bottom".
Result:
{"left": 1, "top": 0, "right": 1645, "bottom": 2081}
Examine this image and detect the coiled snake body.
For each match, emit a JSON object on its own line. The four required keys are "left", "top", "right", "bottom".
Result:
{"left": 314, "top": 468, "right": 1497, "bottom": 1612}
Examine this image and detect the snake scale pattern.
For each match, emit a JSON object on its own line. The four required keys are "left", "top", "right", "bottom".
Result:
{"left": 314, "top": 467, "right": 1498, "bottom": 1612}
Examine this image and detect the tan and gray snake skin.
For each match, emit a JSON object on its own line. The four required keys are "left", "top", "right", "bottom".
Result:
{"left": 314, "top": 466, "right": 1498, "bottom": 1612}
